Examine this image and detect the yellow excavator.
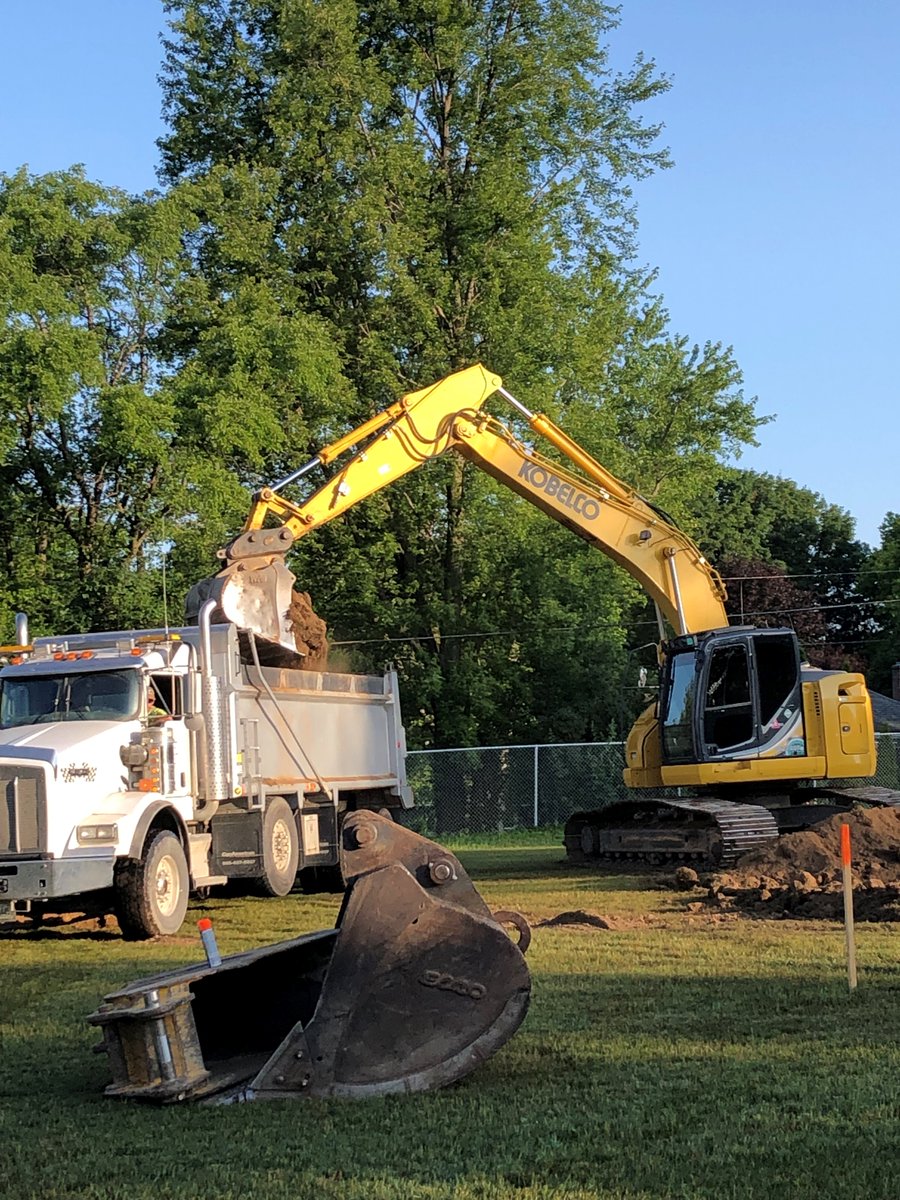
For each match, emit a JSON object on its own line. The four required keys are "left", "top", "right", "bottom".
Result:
{"left": 190, "top": 363, "right": 896, "bottom": 869}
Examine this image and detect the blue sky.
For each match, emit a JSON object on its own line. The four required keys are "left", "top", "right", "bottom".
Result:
{"left": 2, "top": 1, "right": 898, "bottom": 547}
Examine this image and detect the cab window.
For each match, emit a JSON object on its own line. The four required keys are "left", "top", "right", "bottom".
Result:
{"left": 662, "top": 650, "right": 698, "bottom": 762}
{"left": 703, "top": 643, "right": 755, "bottom": 753}
{"left": 148, "top": 675, "right": 183, "bottom": 719}
{"left": 755, "top": 634, "right": 800, "bottom": 732}
{"left": 0, "top": 670, "right": 141, "bottom": 726}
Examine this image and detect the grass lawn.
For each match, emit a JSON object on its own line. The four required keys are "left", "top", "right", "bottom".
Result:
{"left": 3, "top": 838, "right": 900, "bottom": 1200}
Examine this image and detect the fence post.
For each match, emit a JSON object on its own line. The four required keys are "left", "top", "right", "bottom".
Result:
{"left": 533, "top": 744, "right": 539, "bottom": 827}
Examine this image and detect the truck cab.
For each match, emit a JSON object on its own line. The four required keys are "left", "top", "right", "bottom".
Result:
{"left": 0, "top": 632, "right": 196, "bottom": 930}
{"left": 0, "top": 614, "right": 413, "bottom": 938}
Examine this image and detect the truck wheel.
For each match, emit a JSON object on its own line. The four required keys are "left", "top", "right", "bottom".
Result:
{"left": 257, "top": 797, "right": 299, "bottom": 896}
{"left": 114, "top": 830, "right": 190, "bottom": 940}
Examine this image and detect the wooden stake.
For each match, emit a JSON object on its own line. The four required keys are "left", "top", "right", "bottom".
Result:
{"left": 841, "top": 823, "right": 858, "bottom": 991}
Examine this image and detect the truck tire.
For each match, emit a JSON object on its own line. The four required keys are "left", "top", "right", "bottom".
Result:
{"left": 257, "top": 797, "right": 299, "bottom": 896}
{"left": 114, "top": 830, "right": 190, "bottom": 940}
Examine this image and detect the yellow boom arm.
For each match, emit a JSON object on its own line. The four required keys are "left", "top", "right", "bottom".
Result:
{"left": 222, "top": 364, "right": 729, "bottom": 638}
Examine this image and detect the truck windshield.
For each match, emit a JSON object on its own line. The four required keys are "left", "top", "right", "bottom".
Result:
{"left": 0, "top": 670, "right": 141, "bottom": 727}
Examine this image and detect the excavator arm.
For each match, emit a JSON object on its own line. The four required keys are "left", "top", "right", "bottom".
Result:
{"left": 184, "top": 365, "right": 884, "bottom": 883}
{"left": 193, "top": 364, "right": 728, "bottom": 653}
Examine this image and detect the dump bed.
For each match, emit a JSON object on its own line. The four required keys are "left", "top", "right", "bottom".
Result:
{"left": 234, "top": 662, "right": 412, "bottom": 806}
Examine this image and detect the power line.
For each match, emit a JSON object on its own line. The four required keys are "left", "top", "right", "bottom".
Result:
{"left": 736, "top": 596, "right": 900, "bottom": 619}
{"left": 722, "top": 566, "right": 900, "bottom": 583}
{"left": 333, "top": 595, "right": 900, "bottom": 651}
{"left": 804, "top": 638, "right": 898, "bottom": 648}
{"left": 331, "top": 621, "right": 648, "bottom": 648}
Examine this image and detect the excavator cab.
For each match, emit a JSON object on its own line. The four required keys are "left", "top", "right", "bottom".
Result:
{"left": 660, "top": 628, "right": 803, "bottom": 766}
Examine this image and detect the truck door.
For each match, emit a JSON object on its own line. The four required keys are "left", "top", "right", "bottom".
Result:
{"left": 147, "top": 675, "right": 190, "bottom": 796}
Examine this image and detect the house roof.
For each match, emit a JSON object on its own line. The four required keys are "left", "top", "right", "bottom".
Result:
{"left": 869, "top": 691, "right": 900, "bottom": 733}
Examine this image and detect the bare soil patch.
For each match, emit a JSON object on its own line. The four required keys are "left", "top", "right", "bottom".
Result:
{"left": 535, "top": 909, "right": 615, "bottom": 930}
{"left": 678, "top": 808, "right": 900, "bottom": 921}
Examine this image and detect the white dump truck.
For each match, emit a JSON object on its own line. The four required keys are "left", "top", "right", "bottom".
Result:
{"left": 0, "top": 603, "right": 412, "bottom": 938}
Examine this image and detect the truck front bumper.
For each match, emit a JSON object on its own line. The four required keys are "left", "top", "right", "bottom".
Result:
{"left": 0, "top": 856, "right": 114, "bottom": 919}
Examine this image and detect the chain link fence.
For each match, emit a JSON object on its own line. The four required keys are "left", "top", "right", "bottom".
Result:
{"left": 405, "top": 733, "right": 900, "bottom": 837}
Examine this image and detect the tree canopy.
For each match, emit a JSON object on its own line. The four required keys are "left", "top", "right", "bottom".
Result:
{"left": 0, "top": 3, "right": 889, "bottom": 745}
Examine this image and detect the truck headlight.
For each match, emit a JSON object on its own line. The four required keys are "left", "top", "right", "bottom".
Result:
{"left": 76, "top": 824, "right": 118, "bottom": 845}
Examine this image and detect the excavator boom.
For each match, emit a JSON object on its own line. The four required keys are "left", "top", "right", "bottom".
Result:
{"left": 188, "top": 364, "right": 728, "bottom": 653}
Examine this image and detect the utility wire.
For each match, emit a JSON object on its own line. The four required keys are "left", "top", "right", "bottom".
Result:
{"left": 724, "top": 573, "right": 900, "bottom": 588}
{"left": 333, "top": 595, "right": 900, "bottom": 651}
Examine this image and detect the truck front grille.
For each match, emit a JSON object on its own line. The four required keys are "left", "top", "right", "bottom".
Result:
{"left": 0, "top": 765, "right": 46, "bottom": 854}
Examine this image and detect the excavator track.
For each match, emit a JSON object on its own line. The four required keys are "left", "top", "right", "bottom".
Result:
{"left": 806, "top": 785, "right": 900, "bottom": 810}
{"left": 565, "top": 787, "right": 900, "bottom": 871}
{"left": 564, "top": 798, "right": 779, "bottom": 869}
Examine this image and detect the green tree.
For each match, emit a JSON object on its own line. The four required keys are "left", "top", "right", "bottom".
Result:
{"left": 0, "top": 169, "right": 182, "bottom": 634}
{"left": 688, "top": 468, "right": 872, "bottom": 671}
{"left": 858, "top": 512, "right": 900, "bottom": 693}
{"left": 0, "top": 167, "right": 350, "bottom": 638}
{"left": 156, "top": 1, "right": 766, "bottom": 746}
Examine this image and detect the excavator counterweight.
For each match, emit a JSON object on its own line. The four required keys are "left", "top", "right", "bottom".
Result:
{"left": 88, "top": 813, "right": 531, "bottom": 1102}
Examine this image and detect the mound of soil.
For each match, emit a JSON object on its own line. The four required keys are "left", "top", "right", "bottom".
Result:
{"left": 702, "top": 808, "right": 900, "bottom": 921}
{"left": 287, "top": 590, "right": 329, "bottom": 668}
{"left": 535, "top": 910, "right": 615, "bottom": 930}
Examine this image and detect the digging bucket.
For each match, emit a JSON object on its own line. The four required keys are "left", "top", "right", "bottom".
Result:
{"left": 88, "top": 812, "right": 531, "bottom": 1102}
{"left": 184, "top": 552, "right": 299, "bottom": 657}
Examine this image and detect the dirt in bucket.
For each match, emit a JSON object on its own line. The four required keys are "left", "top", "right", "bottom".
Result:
{"left": 287, "top": 590, "right": 329, "bottom": 668}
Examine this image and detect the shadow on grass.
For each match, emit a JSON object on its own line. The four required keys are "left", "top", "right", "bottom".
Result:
{"left": 3, "top": 959, "right": 900, "bottom": 1200}
{"left": 455, "top": 845, "right": 577, "bottom": 881}
{"left": 457, "top": 845, "right": 665, "bottom": 898}
{"left": 0, "top": 924, "right": 123, "bottom": 941}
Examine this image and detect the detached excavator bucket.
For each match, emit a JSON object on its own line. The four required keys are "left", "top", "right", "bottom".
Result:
{"left": 88, "top": 813, "right": 531, "bottom": 1103}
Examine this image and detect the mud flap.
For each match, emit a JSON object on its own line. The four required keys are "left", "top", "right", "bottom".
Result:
{"left": 88, "top": 813, "right": 531, "bottom": 1102}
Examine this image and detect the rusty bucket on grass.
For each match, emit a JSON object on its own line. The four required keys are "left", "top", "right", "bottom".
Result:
{"left": 88, "top": 812, "right": 531, "bottom": 1102}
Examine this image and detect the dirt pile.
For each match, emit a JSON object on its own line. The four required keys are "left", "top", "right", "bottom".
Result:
{"left": 535, "top": 910, "right": 615, "bottom": 930}
{"left": 287, "top": 590, "right": 329, "bottom": 668}
{"left": 700, "top": 808, "right": 900, "bottom": 921}
{"left": 239, "top": 589, "right": 330, "bottom": 670}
